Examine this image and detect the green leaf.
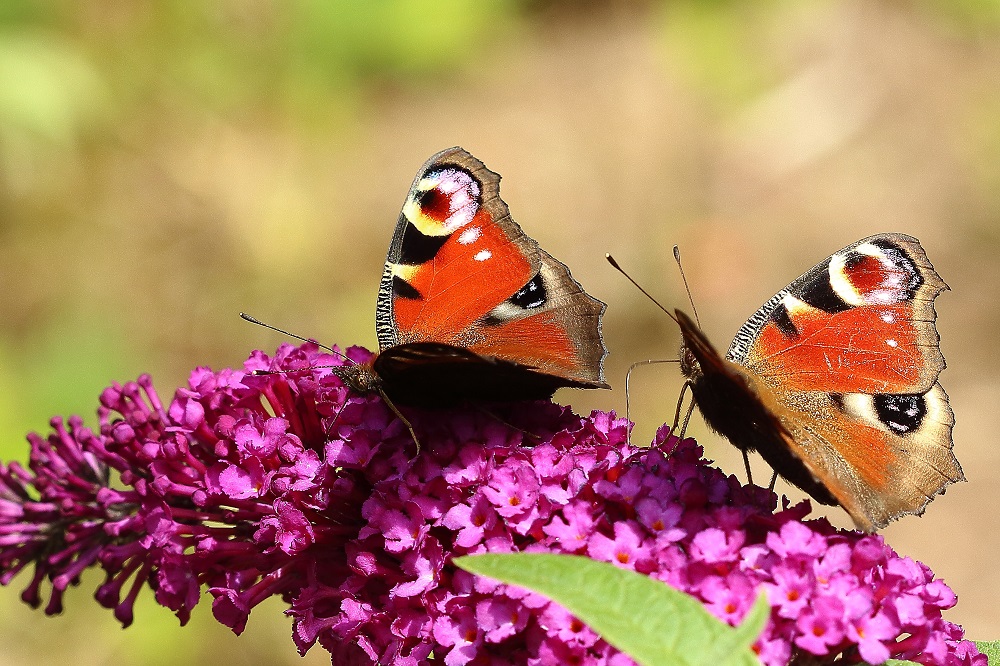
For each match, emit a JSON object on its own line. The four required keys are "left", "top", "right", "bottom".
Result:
{"left": 455, "top": 553, "right": 765, "bottom": 666}
{"left": 975, "top": 641, "right": 1000, "bottom": 666}
{"left": 705, "top": 592, "right": 770, "bottom": 665}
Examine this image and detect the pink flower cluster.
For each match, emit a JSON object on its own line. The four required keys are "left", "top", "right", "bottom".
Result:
{"left": 0, "top": 343, "right": 984, "bottom": 666}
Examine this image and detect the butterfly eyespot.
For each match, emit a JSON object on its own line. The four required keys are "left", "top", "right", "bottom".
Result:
{"left": 410, "top": 167, "right": 481, "bottom": 234}
{"left": 477, "top": 273, "right": 551, "bottom": 326}
{"left": 509, "top": 273, "right": 547, "bottom": 310}
{"left": 834, "top": 241, "right": 922, "bottom": 306}
{"left": 873, "top": 393, "right": 926, "bottom": 434}
{"left": 417, "top": 186, "right": 451, "bottom": 221}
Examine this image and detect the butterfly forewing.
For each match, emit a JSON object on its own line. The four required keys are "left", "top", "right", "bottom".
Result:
{"left": 728, "top": 234, "right": 946, "bottom": 395}
{"left": 374, "top": 147, "right": 608, "bottom": 390}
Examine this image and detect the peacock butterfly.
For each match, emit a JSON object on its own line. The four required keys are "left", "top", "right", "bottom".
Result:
{"left": 674, "top": 234, "right": 963, "bottom": 532}
{"left": 331, "top": 147, "right": 608, "bottom": 415}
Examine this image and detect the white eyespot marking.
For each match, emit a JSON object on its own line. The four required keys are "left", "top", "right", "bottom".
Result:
{"left": 837, "top": 387, "right": 950, "bottom": 439}
{"left": 836, "top": 393, "right": 898, "bottom": 434}
{"left": 880, "top": 311, "right": 896, "bottom": 324}
{"left": 485, "top": 302, "right": 522, "bottom": 322}
{"left": 837, "top": 393, "right": 873, "bottom": 421}
{"left": 828, "top": 253, "right": 866, "bottom": 307}
{"left": 854, "top": 242, "right": 886, "bottom": 259}
{"left": 886, "top": 339, "right": 898, "bottom": 348}
{"left": 781, "top": 292, "right": 809, "bottom": 314}
{"left": 924, "top": 383, "right": 954, "bottom": 430}
{"left": 458, "top": 226, "right": 481, "bottom": 245}
{"left": 474, "top": 249, "right": 492, "bottom": 262}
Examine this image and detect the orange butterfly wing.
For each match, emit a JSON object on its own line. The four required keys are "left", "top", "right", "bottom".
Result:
{"left": 369, "top": 148, "right": 607, "bottom": 405}
{"left": 731, "top": 235, "right": 945, "bottom": 395}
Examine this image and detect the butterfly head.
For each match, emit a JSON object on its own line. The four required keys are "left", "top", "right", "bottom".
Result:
{"left": 675, "top": 309, "right": 722, "bottom": 384}
{"left": 678, "top": 340, "right": 701, "bottom": 381}
{"left": 331, "top": 362, "right": 382, "bottom": 395}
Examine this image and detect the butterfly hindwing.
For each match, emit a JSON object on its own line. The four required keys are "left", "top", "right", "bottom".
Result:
{"left": 370, "top": 342, "right": 590, "bottom": 407}
{"left": 374, "top": 147, "right": 608, "bottom": 399}
{"left": 772, "top": 382, "right": 956, "bottom": 531}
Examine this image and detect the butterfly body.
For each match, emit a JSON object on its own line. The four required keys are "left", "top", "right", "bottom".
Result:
{"left": 333, "top": 147, "right": 608, "bottom": 408}
{"left": 678, "top": 234, "right": 963, "bottom": 531}
{"left": 338, "top": 341, "right": 604, "bottom": 408}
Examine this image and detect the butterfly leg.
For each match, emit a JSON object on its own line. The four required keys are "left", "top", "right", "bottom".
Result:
{"left": 378, "top": 390, "right": 421, "bottom": 455}
{"left": 767, "top": 470, "right": 777, "bottom": 493}
{"left": 742, "top": 449, "right": 754, "bottom": 487}
{"left": 674, "top": 380, "right": 696, "bottom": 440}
{"left": 657, "top": 395, "right": 695, "bottom": 459}
{"left": 671, "top": 381, "right": 689, "bottom": 431}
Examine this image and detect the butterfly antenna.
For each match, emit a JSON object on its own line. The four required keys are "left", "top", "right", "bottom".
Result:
{"left": 672, "top": 246, "right": 701, "bottom": 327}
{"left": 239, "top": 312, "right": 355, "bottom": 364}
{"left": 605, "top": 254, "right": 678, "bottom": 324}
{"left": 607, "top": 254, "right": 689, "bottom": 445}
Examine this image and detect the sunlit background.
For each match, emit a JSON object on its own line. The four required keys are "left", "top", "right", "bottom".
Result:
{"left": 1, "top": 1, "right": 999, "bottom": 663}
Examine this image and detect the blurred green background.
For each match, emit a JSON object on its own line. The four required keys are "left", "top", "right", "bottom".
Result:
{"left": 2, "top": 0, "right": 999, "bottom": 663}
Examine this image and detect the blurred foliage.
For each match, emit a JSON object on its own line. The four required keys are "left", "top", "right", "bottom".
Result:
{"left": 659, "top": 0, "right": 780, "bottom": 108}
{"left": 1, "top": 0, "right": 999, "bottom": 663}
{"left": 920, "top": 0, "right": 1000, "bottom": 30}
{"left": 0, "top": 0, "right": 521, "bottom": 458}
